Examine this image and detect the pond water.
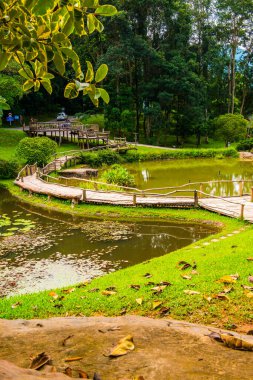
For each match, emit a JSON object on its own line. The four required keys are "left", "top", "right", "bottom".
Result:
{"left": 0, "top": 188, "right": 214, "bottom": 297}
{"left": 125, "top": 158, "right": 253, "bottom": 196}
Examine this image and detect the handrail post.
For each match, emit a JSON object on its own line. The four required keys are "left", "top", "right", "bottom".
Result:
{"left": 82, "top": 189, "right": 87, "bottom": 202}
{"left": 240, "top": 204, "right": 245, "bottom": 220}
{"left": 239, "top": 180, "right": 244, "bottom": 197}
{"left": 251, "top": 187, "right": 253, "bottom": 202}
{"left": 133, "top": 193, "right": 137, "bottom": 206}
{"left": 194, "top": 190, "right": 198, "bottom": 207}
{"left": 199, "top": 183, "right": 203, "bottom": 198}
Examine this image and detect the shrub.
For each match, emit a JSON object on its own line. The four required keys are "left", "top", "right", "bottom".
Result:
{"left": 101, "top": 164, "right": 135, "bottom": 187}
{"left": 236, "top": 139, "right": 253, "bottom": 151}
{"left": 0, "top": 160, "right": 19, "bottom": 179}
{"left": 214, "top": 113, "right": 248, "bottom": 147}
{"left": 79, "top": 152, "right": 103, "bottom": 167}
{"left": 80, "top": 149, "right": 122, "bottom": 167}
{"left": 16, "top": 137, "right": 57, "bottom": 167}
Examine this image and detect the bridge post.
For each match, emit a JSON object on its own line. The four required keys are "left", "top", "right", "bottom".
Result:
{"left": 240, "top": 204, "right": 245, "bottom": 220}
{"left": 133, "top": 193, "right": 137, "bottom": 206}
{"left": 251, "top": 188, "right": 253, "bottom": 202}
{"left": 194, "top": 190, "right": 198, "bottom": 207}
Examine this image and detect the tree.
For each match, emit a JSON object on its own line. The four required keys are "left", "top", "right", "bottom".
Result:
{"left": 0, "top": 95, "right": 10, "bottom": 126}
{"left": 0, "top": 0, "right": 117, "bottom": 103}
{"left": 215, "top": 113, "right": 248, "bottom": 147}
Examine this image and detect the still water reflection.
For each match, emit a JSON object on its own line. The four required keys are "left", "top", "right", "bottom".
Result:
{"left": 125, "top": 158, "right": 253, "bottom": 196}
{"left": 0, "top": 188, "right": 214, "bottom": 296}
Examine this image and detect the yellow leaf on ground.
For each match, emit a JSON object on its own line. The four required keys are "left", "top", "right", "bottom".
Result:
{"left": 183, "top": 290, "right": 200, "bottom": 295}
{"left": 48, "top": 291, "right": 58, "bottom": 299}
{"left": 136, "top": 298, "right": 143, "bottom": 305}
{"left": 109, "top": 335, "right": 135, "bottom": 357}
{"left": 64, "top": 357, "right": 83, "bottom": 362}
{"left": 217, "top": 275, "right": 236, "bottom": 284}
{"left": 221, "top": 334, "right": 253, "bottom": 351}
{"left": 152, "top": 300, "right": 163, "bottom": 309}
{"left": 101, "top": 290, "right": 117, "bottom": 296}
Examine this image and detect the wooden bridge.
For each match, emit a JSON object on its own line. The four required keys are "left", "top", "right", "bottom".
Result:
{"left": 15, "top": 156, "right": 253, "bottom": 223}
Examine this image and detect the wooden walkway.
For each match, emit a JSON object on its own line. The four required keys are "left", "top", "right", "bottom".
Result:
{"left": 15, "top": 158, "right": 253, "bottom": 223}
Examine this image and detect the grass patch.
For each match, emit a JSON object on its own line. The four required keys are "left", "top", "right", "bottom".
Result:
{"left": 1, "top": 181, "right": 252, "bottom": 329}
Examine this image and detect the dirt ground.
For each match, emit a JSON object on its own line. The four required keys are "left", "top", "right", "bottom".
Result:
{"left": 0, "top": 316, "right": 253, "bottom": 380}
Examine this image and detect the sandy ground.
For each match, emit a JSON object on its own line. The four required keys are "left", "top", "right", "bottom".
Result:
{"left": 0, "top": 316, "right": 253, "bottom": 379}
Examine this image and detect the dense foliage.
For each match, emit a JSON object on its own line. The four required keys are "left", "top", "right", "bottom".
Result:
{"left": 16, "top": 137, "right": 57, "bottom": 167}
{"left": 1, "top": 0, "right": 253, "bottom": 147}
{"left": 80, "top": 147, "right": 238, "bottom": 167}
{"left": 237, "top": 138, "right": 253, "bottom": 152}
{"left": 214, "top": 114, "right": 248, "bottom": 147}
{"left": 101, "top": 164, "right": 135, "bottom": 187}
{"left": 0, "top": 0, "right": 116, "bottom": 106}
{"left": 0, "top": 160, "right": 19, "bottom": 179}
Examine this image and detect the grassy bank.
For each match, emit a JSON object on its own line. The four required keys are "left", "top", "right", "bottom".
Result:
{"left": 1, "top": 181, "right": 253, "bottom": 330}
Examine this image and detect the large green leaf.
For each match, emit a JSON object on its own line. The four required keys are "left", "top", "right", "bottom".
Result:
{"left": 95, "top": 64, "right": 108, "bottom": 83}
{"left": 99, "top": 88, "right": 110, "bottom": 104}
{"left": 23, "top": 80, "right": 35, "bottom": 92}
{"left": 33, "top": 0, "right": 56, "bottom": 16}
{"left": 85, "top": 61, "right": 94, "bottom": 82}
{"left": 64, "top": 82, "right": 79, "bottom": 99}
{"left": 0, "top": 52, "right": 11, "bottom": 71}
{"left": 41, "top": 79, "right": 53, "bottom": 94}
{"left": 53, "top": 51, "right": 65, "bottom": 76}
{"left": 95, "top": 5, "right": 117, "bottom": 16}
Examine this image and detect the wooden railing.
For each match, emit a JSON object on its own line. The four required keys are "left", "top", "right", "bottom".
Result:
{"left": 17, "top": 164, "right": 37, "bottom": 181}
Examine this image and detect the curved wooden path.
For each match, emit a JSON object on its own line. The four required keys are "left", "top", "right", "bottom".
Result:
{"left": 15, "top": 158, "right": 253, "bottom": 223}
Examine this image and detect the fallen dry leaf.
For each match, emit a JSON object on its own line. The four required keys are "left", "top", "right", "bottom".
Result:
{"left": 223, "top": 287, "right": 233, "bottom": 294}
{"left": 130, "top": 284, "right": 141, "bottom": 290}
{"left": 11, "top": 301, "right": 22, "bottom": 309}
{"left": 64, "top": 357, "right": 83, "bottom": 362}
{"left": 212, "top": 293, "right": 230, "bottom": 301}
{"left": 183, "top": 290, "right": 200, "bottom": 295}
{"left": 30, "top": 352, "right": 50, "bottom": 370}
{"left": 136, "top": 298, "right": 143, "bottom": 305}
{"left": 63, "top": 288, "right": 76, "bottom": 294}
{"left": 191, "top": 270, "right": 199, "bottom": 275}
{"left": 159, "top": 281, "right": 172, "bottom": 286}
{"left": 159, "top": 307, "right": 170, "bottom": 316}
{"left": 221, "top": 334, "right": 253, "bottom": 351}
{"left": 109, "top": 335, "right": 135, "bottom": 357}
{"left": 48, "top": 291, "right": 58, "bottom": 299}
{"left": 181, "top": 275, "right": 192, "bottom": 280}
{"left": 152, "top": 300, "right": 163, "bottom": 309}
{"left": 203, "top": 295, "right": 212, "bottom": 303}
{"left": 247, "top": 258, "right": 253, "bottom": 261}
{"left": 64, "top": 367, "right": 72, "bottom": 377}
{"left": 143, "top": 273, "right": 152, "bottom": 278}
{"left": 217, "top": 275, "right": 236, "bottom": 284}
{"left": 246, "top": 292, "right": 253, "bottom": 298}
{"left": 101, "top": 290, "right": 117, "bottom": 296}
{"left": 89, "top": 288, "right": 100, "bottom": 293}
{"left": 133, "top": 377, "right": 145, "bottom": 380}
{"left": 242, "top": 284, "right": 253, "bottom": 291}
{"left": 248, "top": 276, "right": 253, "bottom": 283}
{"left": 151, "top": 285, "right": 167, "bottom": 293}
{"left": 78, "top": 369, "right": 89, "bottom": 378}
{"left": 105, "top": 286, "right": 116, "bottom": 291}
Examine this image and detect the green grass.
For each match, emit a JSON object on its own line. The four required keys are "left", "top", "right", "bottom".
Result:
{"left": 1, "top": 181, "right": 252, "bottom": 329}
{"left": 0, "top": 129, "right": 26, "bottom": 160}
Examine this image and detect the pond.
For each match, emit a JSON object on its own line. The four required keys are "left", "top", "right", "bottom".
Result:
{"left": 125, "top": 158, "right": 253, "bottom": 196}
{"left": 0, "top": 188, "right": 214, "bottom": 297}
